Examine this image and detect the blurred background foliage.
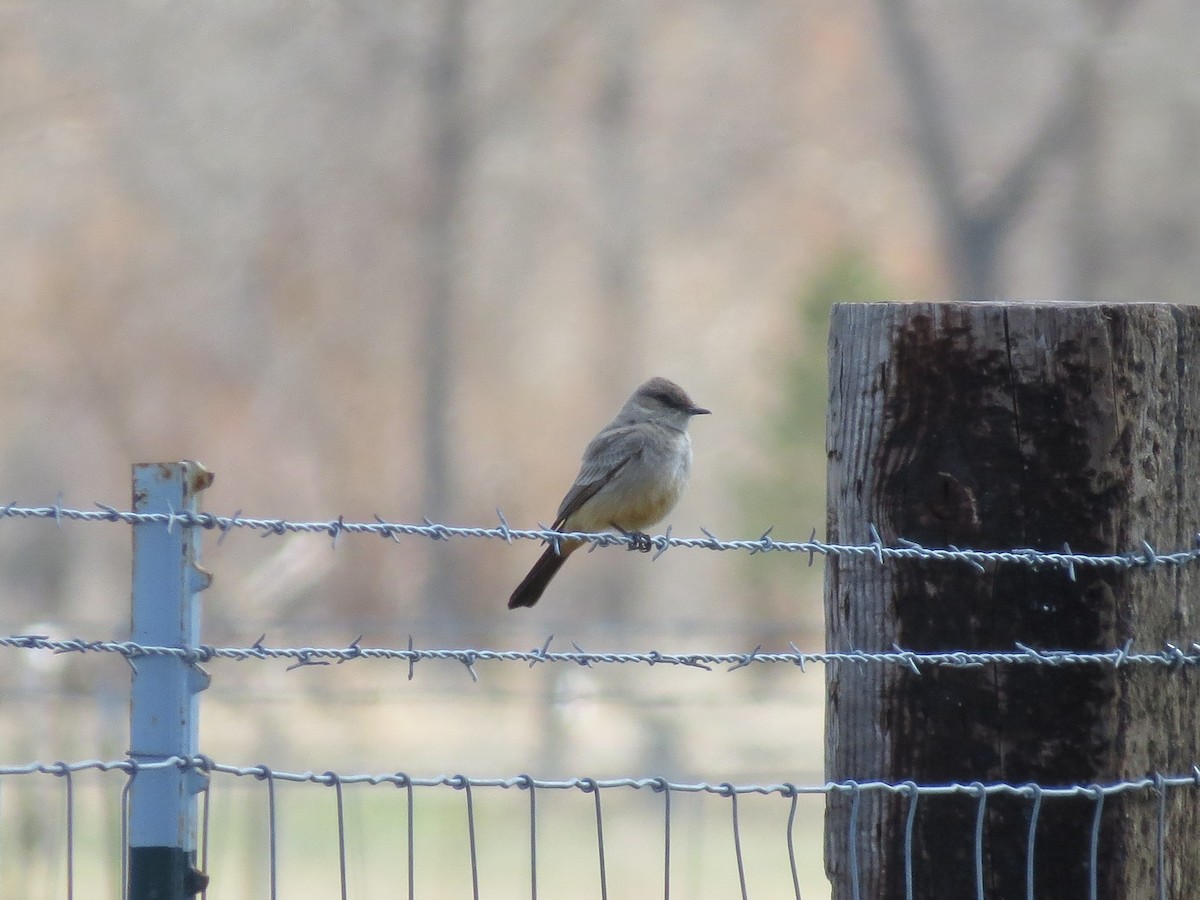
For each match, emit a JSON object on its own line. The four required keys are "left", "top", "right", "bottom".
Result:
{"left": 2, "top": 0, "right": 1198, "bottom": 893}
{"left": 737, "top": 247, "right": 894, "bottom": 644}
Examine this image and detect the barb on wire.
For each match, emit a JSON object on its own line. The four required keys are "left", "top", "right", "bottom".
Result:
{"left": 531, "top": 635, "right": 555, "bottom": 669}
{"left": 5, "top": 503, "right": 1200, "bottom": 574}
{"left": 5, "top": 633, "right": 1200, "bottom": 676}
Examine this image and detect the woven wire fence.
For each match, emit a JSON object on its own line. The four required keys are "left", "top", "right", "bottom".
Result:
{"left": 3, "top": 502, "right": 1200, "bottom": 899}
{"left": 4, "top": 756, "right": 1199, "bottom": 900}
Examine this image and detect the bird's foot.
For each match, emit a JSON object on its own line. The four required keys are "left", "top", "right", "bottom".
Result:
{"left": 616, "top": 526, "right": 654, "bottom": 553}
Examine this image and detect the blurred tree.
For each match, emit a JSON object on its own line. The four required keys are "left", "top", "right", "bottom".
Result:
{"left": 420, "top": 0, "right": 469, "bottom": 634}
{"left": 592, "top": 0, "right": 646, "bottom": 632}
{"left": 1064, "top": 0, "right": 1134, "bottom": 299}
{"left": 874, "top": 0, "right": 1138, "bottom": 299}
{"left": 740, "top": 248, "right": 894, "bottom": 644}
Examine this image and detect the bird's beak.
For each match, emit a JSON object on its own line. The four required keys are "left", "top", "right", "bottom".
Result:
{"left": 690, "top": 405, "right": 711, "bottom": 416}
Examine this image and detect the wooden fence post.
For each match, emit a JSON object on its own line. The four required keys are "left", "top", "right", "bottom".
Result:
{"left": 825, "top": 302, "right": 1200, "bottom": 898}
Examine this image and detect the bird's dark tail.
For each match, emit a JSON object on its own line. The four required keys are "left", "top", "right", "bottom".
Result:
{"left": 508, "top": 542, "right": 577, "bottom": 609}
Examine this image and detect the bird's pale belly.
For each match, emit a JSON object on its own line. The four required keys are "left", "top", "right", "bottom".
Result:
{"left": 586, "top": 440, "right": 691, "bottom": 532}
{"left": 610, "top": 478, "right": 685, "bottom": 531}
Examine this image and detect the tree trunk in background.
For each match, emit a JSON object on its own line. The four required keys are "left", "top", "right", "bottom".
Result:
{"left": 1066, "top": 46, "right": 1106, "bottom": 299}
{"left": 874, "top": 0, "right": 1132, "bottom": 299}
{"left": 593, "top": 0, "right": 645, "bottom": 630}
{"left": 421, "top": 0, "right": 468, "bottom": 634}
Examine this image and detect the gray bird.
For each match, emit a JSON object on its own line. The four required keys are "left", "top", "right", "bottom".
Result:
{"left": 508, "top": 377, "right": 709, "bottom": 609}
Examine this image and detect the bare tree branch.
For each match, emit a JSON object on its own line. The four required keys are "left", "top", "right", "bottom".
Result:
{"left": 874, "top": 0, "right": 1141, "bottom": 298}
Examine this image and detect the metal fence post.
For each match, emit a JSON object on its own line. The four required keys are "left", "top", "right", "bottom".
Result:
{"left": 128, "top": 462, "right": 214, "bottom": 899}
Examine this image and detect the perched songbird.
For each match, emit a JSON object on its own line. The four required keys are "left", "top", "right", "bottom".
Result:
{"left": 508, "top": 377, "right": 709, "bottom": 609}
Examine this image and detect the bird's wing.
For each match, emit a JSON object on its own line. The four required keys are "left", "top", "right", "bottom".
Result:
{"left": 552, "top": 425, "right": 647, "bottom": 528}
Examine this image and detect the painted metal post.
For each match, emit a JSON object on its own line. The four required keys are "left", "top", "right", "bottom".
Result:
{"left": 128, "top": 462, "right": 213, "bottom": 899}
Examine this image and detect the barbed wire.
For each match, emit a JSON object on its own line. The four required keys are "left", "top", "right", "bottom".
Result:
{"left": 3, "top": 502, "right": 1200, "bottom": 576}
{"left": 9, "top": 500, "right": 1198, "bottom": 899}
{"left": 4, "top": 633, "right": 1200, "bottom": 679}
{"left": 4, "top": 755, "right": 1199, "bottom": 801}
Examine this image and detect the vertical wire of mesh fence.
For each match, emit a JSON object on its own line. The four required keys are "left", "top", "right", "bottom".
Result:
{"left": 61, "top": 765, "right": 75, "bottom": 900}
{"left": 582, "top": 778, "right": 608, "bottom": 900}
{"left": 724, "top": 784, "right": 748, "bottom": 900}
{"left": 972, "top": 784, "right": 987, "bottom": 900}
{"left": 456, "top": 775, "right": 481, "bottom": 900}
{"left": 259, "top": 766, "right": 278, "bottom": 900}
{"left": 846, "top": 783, "right": 862, "bottom": 900}
{"left": 523, "top": 775, "right": 538, "bottom": 900}
{"left": 1025, "top": 786, "right": 1042, "bottom": 900}
{"left": 902, "top": 782, "right": 918, "bottom": 900}
{"left": 400, "top": 775, "right": 414, "bottom": 900}
{"left": 785, "top": 788, "right": 802, "bottom": 899}
{"left": 199, "top": 771, "right": 211, "bottom": 900}
{"left": 1155, "top": 774, "right": 1167, "bottom": 900}
{"left": 120, "top": 769, "right": 132, "bottom": 898}
{"left": 1088, "top": 787, "right": 1103, "bottom": 900}
{"left": 660, "top": 778, "right": 672, "bottom": 900}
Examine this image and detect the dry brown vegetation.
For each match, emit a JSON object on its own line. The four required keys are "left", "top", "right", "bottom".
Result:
{"left": 1, "top": 0, "right": 1198, "bottom": 894}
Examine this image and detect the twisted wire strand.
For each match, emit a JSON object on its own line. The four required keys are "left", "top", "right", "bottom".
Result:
{"left": 2, "top": 633, "right": 1199, "bottom": 673}
{"left": 5, "top": 756, "right": 1200, "bottom": 801}
{"left": 3, "top": 502, "right": 1199, "bottom": 574}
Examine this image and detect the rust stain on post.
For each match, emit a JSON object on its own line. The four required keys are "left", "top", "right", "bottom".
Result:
{"left": 183, "top": 460, "right": 214, "bottom": 495}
